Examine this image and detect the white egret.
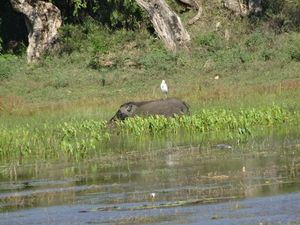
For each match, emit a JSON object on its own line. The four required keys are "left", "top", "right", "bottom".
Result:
{"left": 150, "top": 193, "right": 156, "bottom": 199}
{"left": 150, "top": 193, "right": 156, "bottom": 202}
{"left": 160, "top": 80, "right": 168, "bottom": 99}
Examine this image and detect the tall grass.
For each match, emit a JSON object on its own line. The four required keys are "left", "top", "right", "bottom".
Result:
{"left": 0, "top": 103, "right": 298, "bottom": 164}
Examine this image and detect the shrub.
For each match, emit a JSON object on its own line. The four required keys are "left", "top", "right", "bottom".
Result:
{"left": 0, "top": 54, "right": 17, "bottom": 80}
{"left": 195, "top": 31, "right": 219, "bottom": 51}
{"left": 137, "top": 50, "right": 178, "bottom": 72}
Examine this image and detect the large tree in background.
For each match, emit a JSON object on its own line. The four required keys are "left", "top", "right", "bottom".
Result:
{"left": 9, "top": 0, "right": 62, "bottom": 63}
{"left": 5, "top": 0, "right": 300, "bottom": 62}
{"left": 135, "top": 0, "right": 190, "bottom": 51}
{"left": 9, "top": 0, "right": 190, "bottom": 62}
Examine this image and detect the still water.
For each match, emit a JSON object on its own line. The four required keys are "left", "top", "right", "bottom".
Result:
{"left": 0, "top": 124, "right": 300, "bottom": 224}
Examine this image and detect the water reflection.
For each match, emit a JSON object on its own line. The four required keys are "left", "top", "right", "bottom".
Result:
{"left": 0, "top": 124, "right": 300, "bottom": 224}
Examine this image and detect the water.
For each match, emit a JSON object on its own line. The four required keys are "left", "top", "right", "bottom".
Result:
{"left": 0, "top": 124, "right": 300, "bottom": 224}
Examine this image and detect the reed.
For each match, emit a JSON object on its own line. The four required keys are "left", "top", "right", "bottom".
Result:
{"left": 0, "top": 103, "right": 296, "bottom": 164}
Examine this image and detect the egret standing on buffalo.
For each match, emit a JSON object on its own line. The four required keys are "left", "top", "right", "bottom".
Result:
{"left": 160, "top": 80, "right": 168, "bottom": 99}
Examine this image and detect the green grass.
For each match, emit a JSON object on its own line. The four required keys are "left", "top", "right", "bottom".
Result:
{"left": 0, "top": 0, "right": 300, "bottom": 164}
{"left": 0, "top": 103, "right": 298, "bottom": 164}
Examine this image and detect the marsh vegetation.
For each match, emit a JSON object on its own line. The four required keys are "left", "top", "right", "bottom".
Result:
{"left": 1, "top": 0, "right": 300, "bottom": 223}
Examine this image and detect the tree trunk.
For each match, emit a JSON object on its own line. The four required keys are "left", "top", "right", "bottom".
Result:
{"left": 178, "top": 0, "right": 203, "bottom": 25}
{"left": 223, "top": 0, "right": 248, "bottom": 16}
{"left": 10, "top": 0, "right": 62, "bottom": 63}
{"left": 135, "top": 0, "right": 190, "bottom": 52}
{"left": 224, "top": 0, "right": 262, "bottom": 17}
{"left": 249, "top": 0, "right": 262, "bottom": 16}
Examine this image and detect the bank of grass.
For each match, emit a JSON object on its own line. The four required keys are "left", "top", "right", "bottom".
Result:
{"left": 1, "top": 4, "right": 300, "bottom": 115}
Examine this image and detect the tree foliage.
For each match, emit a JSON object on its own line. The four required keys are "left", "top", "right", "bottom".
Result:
{"left": 262, "top": 0, "right": 300, "bottom": 32}
{"left": 1, "top": 0, "right": 300, "bottom": 53}
{"left": 0, "top": 0, "right": 147, "bottom": 53}
{"left": 52, "top": 0, "right": 146, "bottom": 28}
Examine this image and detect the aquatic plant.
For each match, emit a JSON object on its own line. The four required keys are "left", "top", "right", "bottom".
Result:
{"left": 0, "top": 119, "right": 108, "bottom": 163}
{"left": 0, "top": 104, "right": 295, "bottom": 163}
{"left": 118, "top": 103, "right": 290, "bottom": 135}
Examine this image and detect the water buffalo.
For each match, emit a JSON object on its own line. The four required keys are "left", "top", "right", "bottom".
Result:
{"left": 109, "top": 97, "right": 190, "bottom": 122}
